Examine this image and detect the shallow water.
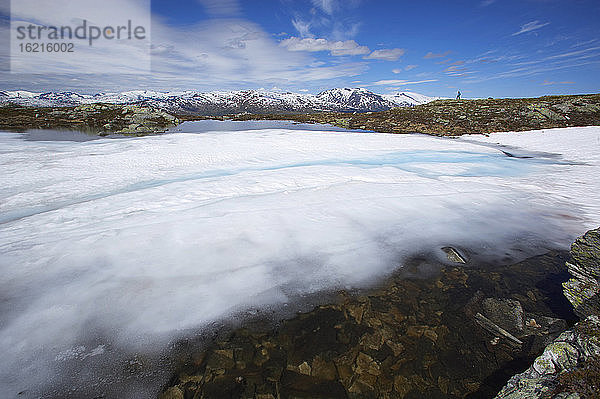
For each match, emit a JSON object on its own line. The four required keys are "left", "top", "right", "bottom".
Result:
{"left": 0, "top": 124, "right": 598, "bottom": 398}
{"left": 167, "top": 119, "right": 372, "bottom": 134}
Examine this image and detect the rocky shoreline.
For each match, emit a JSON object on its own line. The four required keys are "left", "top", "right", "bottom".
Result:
{"left": 0, "top": 103, "right": 180, "bottom": 135}
{"left": 1, "top": 93, "right": 599, "bottom": 137}
{"left": 226, "top": 94, "right": 600, "bottom": 136}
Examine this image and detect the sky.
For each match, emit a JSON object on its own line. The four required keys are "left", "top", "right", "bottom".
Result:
{"left": 1, "top": 0, "right": 599, "bottom": 98}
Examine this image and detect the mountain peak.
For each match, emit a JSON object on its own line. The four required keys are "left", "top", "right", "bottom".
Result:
{"left": 1, "top": 88, "right": 439, "bottom": 115}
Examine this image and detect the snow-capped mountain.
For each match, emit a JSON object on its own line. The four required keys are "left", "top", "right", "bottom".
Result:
{"left": 316, "top": 87, "right": 399, "bottom": 112}
{"left": 0, "top": 88, "right": 439, "bottom": 115}
{"left": 381, "top": 91, "right": 442, "bottom": 107}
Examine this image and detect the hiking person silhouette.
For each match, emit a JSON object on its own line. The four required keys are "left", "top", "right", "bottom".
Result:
{"left": 456, "top": 90, "right": 461, "bottom": 100}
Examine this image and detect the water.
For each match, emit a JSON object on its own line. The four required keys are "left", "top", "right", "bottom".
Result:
{"left": 167, "top": 119, "right": 372, "bottom": 134}
{"left": 0, "top": 123, "right": 598, "bottom": 398}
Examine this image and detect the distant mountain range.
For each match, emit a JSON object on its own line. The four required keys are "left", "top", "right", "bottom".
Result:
{"left": 0, "top": 88, "right": 441, "bottom": 115}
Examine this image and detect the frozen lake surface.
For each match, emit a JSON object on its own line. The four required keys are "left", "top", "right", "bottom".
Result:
{"left": 1, "top": 123, "right": 599, "bottom": 397}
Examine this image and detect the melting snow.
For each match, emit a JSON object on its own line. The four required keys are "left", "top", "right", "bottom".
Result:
{"left": 0, "top": 124, "right": 598, "bottom": 397}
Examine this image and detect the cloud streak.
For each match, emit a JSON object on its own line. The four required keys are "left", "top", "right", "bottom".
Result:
{"left": 373, "top": 79, "right": 437, "bottom": 85}
{"left": 280, "top": 37, "right": 370, "bottom": 56}
{"left": 512, "top": 20, "right": 550, "bottom": 36}
{"left": 424, "top": 50, "right": 451, "bottom": 59}
{"left": 364, "top": 48, "right": 405, "bottom": 61}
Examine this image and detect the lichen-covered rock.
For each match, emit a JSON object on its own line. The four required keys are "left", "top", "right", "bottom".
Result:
{"left": 494, "top": 316, "right": 600, "bottom": 399}
{"left": 495, "top": 227, "right": 600, "bottom": 399}
{"left": 0, "top": 103, "right": 180, "bottom": 136}
{"left": 563, "top": 228, "right": 600, "bottom": 318}
{"left": 230, "top": 93, "right": 600, "bottom": 136}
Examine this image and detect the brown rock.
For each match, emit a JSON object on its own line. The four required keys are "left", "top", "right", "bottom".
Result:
{"left": 298, "top": 361, "right": 311, "bottom": 375}
{"left": 355, "top": 352, "right": 381, "bottom": 376}
{"left": 407, "top": 325, "right": 427, "bottom": 338}
{"left": 346, "top": 304, "right": 366, "bottom": 324}
{"left": 312, "top": 356, "right": 338, "bottom": 381}
{"left": 159, "top": 387, "right": 184, "bottom": 399}
{"left": 423, "top": 329, "right": 438, "bottom": 343}
{"left": 385, "top": 340, "right": 405, "bottom": 357}
{"left": 359, "top": 331, "right": 384, "bottom": 350}
{"left": 394, "top": 375, "right": 411, "bottom": 396}
{"left": 438, "top": 376, "right": 450, "bottom": 394}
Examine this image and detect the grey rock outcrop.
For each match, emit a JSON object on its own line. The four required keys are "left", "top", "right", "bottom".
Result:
{"left": 563, "top": 228, "right": 600, "bottom": 318}
{"left": 495, "top": 315, "right": 600, "bottom": 399}
{"left": 494, "top": 227, "right": 600, "bottom": 399}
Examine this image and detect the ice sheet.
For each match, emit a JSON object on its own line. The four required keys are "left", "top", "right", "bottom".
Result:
{"left": 0, "top": 126, "right": 598, "bottom": 397}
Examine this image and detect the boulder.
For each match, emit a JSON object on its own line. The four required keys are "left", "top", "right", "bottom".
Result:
{"left": 494, "top": 316, "right": 600, "bottom": 399}
{"left": 563, "top": 228, "right": 600, "bottom": 318}
{"left": 495, "top": 227, "right": 600, "bottom": 399}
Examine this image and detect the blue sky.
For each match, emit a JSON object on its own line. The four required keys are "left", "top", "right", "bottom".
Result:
{"left": 2, "top": 0, "right": 600, "bottom": 97}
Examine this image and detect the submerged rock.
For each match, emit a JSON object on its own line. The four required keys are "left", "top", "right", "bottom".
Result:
{"left": 482, "top": 298, "right": 524, "bottom": 334}
{"left": 162, "top": 249, "right": 576, "bottom": 399}
{"left": 441, "top": 246, "right": 467, "bottom": 264}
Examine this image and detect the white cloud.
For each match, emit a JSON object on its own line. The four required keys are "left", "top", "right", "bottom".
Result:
{"left": 544, "top": 46, "right": 600, "bottom": 60}
{"left": 541, "top": 80, "right": 575, "bottom": 85}
{"left": 311, "top": 0, "right": 337, "bottom": 15}
{"left": 1, "top": 6, "right": 369, "bottom": 92}
{"left": 292, "top": 18, "right": 312, "bottom": 38}
{"left": 9, "top": 0, "right": 152, "bottom": 75}
{"left": 280, "top": 37, "right": 370, "bottom": 56}
{"left": 196, "top": 0, "right": 240, "bottom": 17}
{"left": 364, "top": 48, "right": 405, "bottom": 61}
{"left": 480, "top": 0, "right": 496, "bottom": 6}
{"left": 512, "top": 20, "right": 550, "bottom": 36}
{"left": 424, "top": 50, "right": 451, "bottom": 59}
{"left": 392, "top": 65, "right": 417, "bottom": 73}
{"left": 373, "top": 79, "right": 437, "bottom": 85}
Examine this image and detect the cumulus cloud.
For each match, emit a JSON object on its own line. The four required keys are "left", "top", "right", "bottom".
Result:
{"left": 512, "top": 20, "right": 550, "bottom": 36}
{"left": 8, "top": 0, "right": 152, "bottom": 75}
{"left": 1, "top": 0, "right": 371, "bottom": 92}
{"left": 280, "top": 37, "right": 370, "bottom": 56}
{"left": 363, "top": 48, "right": 405, "bottom": 61}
